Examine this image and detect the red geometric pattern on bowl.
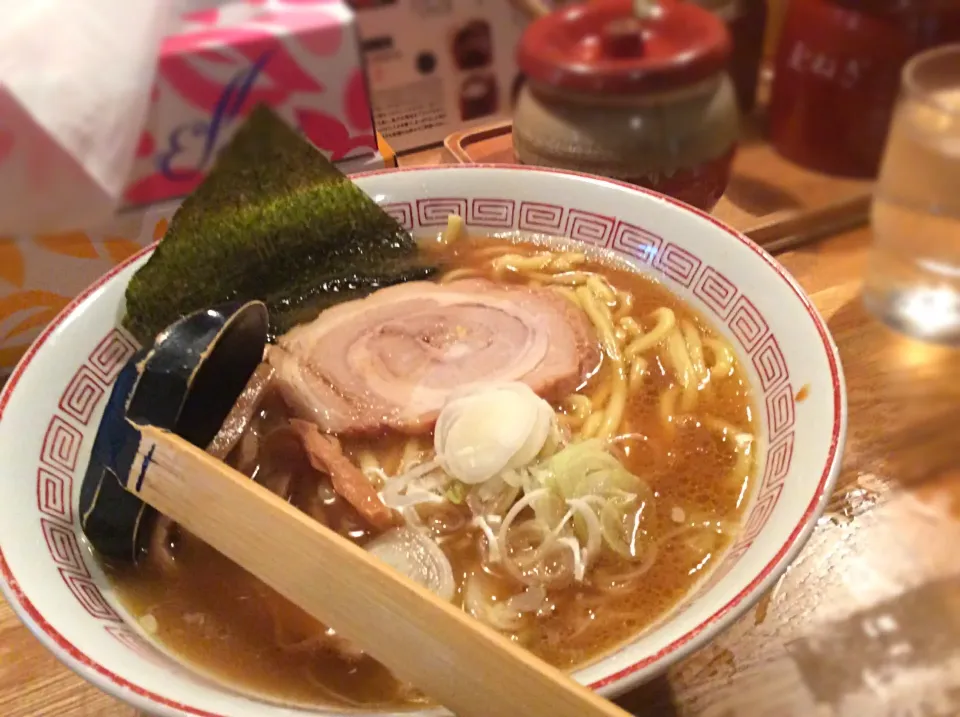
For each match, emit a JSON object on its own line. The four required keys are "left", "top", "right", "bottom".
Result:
{"left": 87, "top": 330, "right": 138, "bottom": 385}
{"left": 58, "top": 366, "right": 106, "bottom": 426}
{"left": 752, "top": 335, "right": 789, "bottom": 393}
{"left": 611, "top": 220, "right": 661, "bottom": 265}
{"left": 469, "top": 199, "right": 514, "bottom": 228}
{"left": 727, "top": 296, "right": 769, "bottom": 353}
{"left": 739, "top": 483, "right": 785, "bottom": 545}
{"left": 34, "top": 194, "right": 796, "bottom": 661}
{"left": 762, "top": 432, "right": 795, "bottom": 492}
{"left": 34, "top": 331, "right": 137, "bottom": 636}
{"left": 518, "top": 201, "right": 564, "bottom": 233}
{"left": 564, "top": 209, "right": 615, "bottom": 249}
{"left": 42, "top": 518, "right": 90, "bottom": 577}
{"left": 765, "top": 382, "right": 796, "bottom": 442}
{"left": 693, "top": 266, "right": 738, "bottom": 319}
{"left": 653, "top": 243, "right": 703, "bottom": 288}
{"left": 416, "top": 198, "right": 467, "bottom": 227}
{"left": 58, "top": 569, "right": 123, "bottom": 622}
{"left": 40, "top": 416, "right": 83, "bottom": 475}
{"left": 37, "top": 467, "right": 73, "bottom": 525}
{"left": 382, "top": 202, "right": 414, "bottom": 231}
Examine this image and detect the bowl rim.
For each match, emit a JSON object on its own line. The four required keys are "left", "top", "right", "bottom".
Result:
{"left": 0, "top": 163, "right": 846, "bottom": 716}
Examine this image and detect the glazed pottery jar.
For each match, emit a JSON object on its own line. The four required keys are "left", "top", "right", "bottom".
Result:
{"left": 691, "top": 0, "right": 768, "bottom": 113}
{"left": 768, "top": 0, "right": 960, "bottom": 178}
{"left": 513, "top": 0, "right": 739, "bottom": 212}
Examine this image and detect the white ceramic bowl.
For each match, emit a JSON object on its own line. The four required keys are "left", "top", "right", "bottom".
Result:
{"left": 0, "top": 166, "right": 845, "bottom": 716}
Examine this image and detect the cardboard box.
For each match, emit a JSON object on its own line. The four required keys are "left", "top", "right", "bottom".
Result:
{"left": 353, "top": 0, "right": 528, "bottom": 152}
{"left": 123, "top": 0, "right": 383, "bottom": 207}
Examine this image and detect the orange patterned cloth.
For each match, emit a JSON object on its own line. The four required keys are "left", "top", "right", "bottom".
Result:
{"left": 0, "top": 215, "right": 167, "bottom": 374}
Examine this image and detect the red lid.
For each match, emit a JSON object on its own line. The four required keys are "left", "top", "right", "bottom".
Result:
{"left": 517, "top": 0, "right": 732, "bottom": 95}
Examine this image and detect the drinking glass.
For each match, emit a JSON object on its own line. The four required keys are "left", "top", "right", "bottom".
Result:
{"left": 863, "top": 44, "right": 960, "bottom": 343}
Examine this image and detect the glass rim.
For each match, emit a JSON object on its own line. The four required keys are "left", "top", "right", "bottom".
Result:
{"left": 902, "top": 43, "right": 960, "bottom": 117}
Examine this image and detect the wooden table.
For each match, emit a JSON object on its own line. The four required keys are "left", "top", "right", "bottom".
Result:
{"left": 3, "top": 153, "right": 960, "bottom": 717}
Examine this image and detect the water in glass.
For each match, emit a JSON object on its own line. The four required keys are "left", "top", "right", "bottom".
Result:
{"left": 864, "top": 45, "right": 960, "bottom": 344}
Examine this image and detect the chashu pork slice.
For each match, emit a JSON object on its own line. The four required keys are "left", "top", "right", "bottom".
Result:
{"left": 267, "top": 279, "right": 600, "bottom": 436}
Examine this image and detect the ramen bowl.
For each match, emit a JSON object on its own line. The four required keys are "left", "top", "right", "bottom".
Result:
{"left": 0, "top": 165, "right": 845, "bottom": 716}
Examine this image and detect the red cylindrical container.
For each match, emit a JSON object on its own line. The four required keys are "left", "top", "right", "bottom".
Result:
{"left": 768, "top": 0, "right": 960, "bottom": 178}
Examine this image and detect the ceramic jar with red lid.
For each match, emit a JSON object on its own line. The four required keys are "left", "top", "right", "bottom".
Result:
{"left": 512, "top": 0, "right": 739, "bottom": 212}
{"left": 768, "top": 0, "right": 960, "bottom": 178}
{"left": 690, "top": 0, "right": 768, "bottom": 113}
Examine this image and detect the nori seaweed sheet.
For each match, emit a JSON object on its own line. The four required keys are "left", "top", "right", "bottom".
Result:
{"left": 124, "top": 105, "right": 435, "bottom": 344}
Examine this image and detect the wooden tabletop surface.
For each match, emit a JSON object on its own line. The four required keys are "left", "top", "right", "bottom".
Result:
{"left": 3, "top": 152, "right": 959, "bottom": 717}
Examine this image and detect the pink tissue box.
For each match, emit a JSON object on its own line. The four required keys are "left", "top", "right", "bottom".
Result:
{"left": 0, "top": 2, "right": 387, "bottom": 377}
{"left": 123, "top": 1, "right": 381, "bottom": 208}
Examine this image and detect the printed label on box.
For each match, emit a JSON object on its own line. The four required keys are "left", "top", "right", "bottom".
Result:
{"left": 353, "top": 0, "right": 528, "bottom": 152}
{"left": 124, "top": 1, "right": 380, "bottom": 208}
